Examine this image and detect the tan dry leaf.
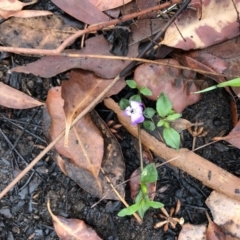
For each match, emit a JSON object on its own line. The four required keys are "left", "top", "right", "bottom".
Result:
{"left": 206, "top": 191, "right": 240, "bottom": 239}
{"left": 2, "top": 10, "right": 52, "bottom": 18}
{"left": 47, "top": 199, "right": 102, "bottom": 240}
{"left": 0, "top": 15, "right": 78, "bottom": 49}
{"left": 46, "top": 87, "right": 103, "bottom": 180}
{"left": 0, "top": 0, "right": 38, "bottom": 18}
{"left": 178, "top": 223, "right": 206, "bottom": 240}
{"left": 0, "top": 82, "right": 43, "bottom": 109}
{"left": 162, "top": 0, "right": 240, "bottom": 50}
{"left": 61, "top": 69, "right": 125, "bottom": 146}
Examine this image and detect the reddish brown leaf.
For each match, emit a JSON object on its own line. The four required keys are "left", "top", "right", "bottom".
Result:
{"left": 136, "top": 0, "right": 158, "bottom": 19}
{"left": 0, "top": 0, "right": 38, "bottom": 18}
{"left": 134, "top": 58, "right": 201, "bottom": 112}
{"left": 0, "top": 15, "right": 78, "bottom": 49}
{"left": 213, "top": 121, "right": 240, "bottom": 149}
{"left": 162, "top": 0, "right": 240, "bottom": 50}
{"left": 88, "top": 0, "right": 132, "bottom": 11}
{"left": 46, "top": 87, "right": 103, "bottom": 180}
{"left": 51, "top": 0, "right": 109, "bottom": 25}
{"left": 11, "top": 35, "right": 139, "bottom": 79}
{"left": 231, "top": 100, "right": 238, "bottom": 127}
{"left": 0, "top": 82, "right": 44, "bottom": 109}
{"left": 47, "top": 200, "right": 102, "bottom": 240}
{"left": 206, "top": 211, "right": 226, "bottom": 240}
{"left": 45, "top": 87, "right": 125, "bottom": 199}
{"left": 61, "top": 69, "right": 125, "bottom": 145}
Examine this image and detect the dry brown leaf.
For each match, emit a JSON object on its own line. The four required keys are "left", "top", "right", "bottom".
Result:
{"left": 47, "top": 199, "right": 102, "bottom": 240}
{"left": 45, "top": 88, "right": 125, "bottom": 199}
{"left": 104, "top": 98, "right": 240, "bottom": 203}
{"left": 0, "top": 0, "right": 38, "bottom": 18}
{"left": 88, "top": 0, "right": 132, "bottom": 11}
{"left": 178, "top": 223, "right": 206, "bottom": 240}
{"left": 0, "top": 15, "right": 78, "bottom": 49}
{"left": 162, "top": 0, "right": 240, "bottom": 50}
{"left": 61, "top": 69, "right": 125, "bottom": 146}
{"left": 11, "top": 35, "right": 139, "bottom": 79}
{"left": 206, "top": 191, "right": 240, "bottom": 239}
{"left": 2, "top": 10, "right": 52, "bottom": 18}
{"left": 51, "top": 0, "right": 109, "bottom": 25}
{"left": 134, "top": 58, "right": 201, "bottom": 112}
{"left": 0, "top": 82, "right": 43, "bottom": 109}
{"left": 46, "top": 87, "right": 103, "bottom": 180}
{"left": 213, "top": 120, "right": 240, "bottom": 149}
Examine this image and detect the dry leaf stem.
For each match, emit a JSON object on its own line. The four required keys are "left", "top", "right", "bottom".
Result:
{"left": 104, "top": 98, "right": 240, "bottom": 203}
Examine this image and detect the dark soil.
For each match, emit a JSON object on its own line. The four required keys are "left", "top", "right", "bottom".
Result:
{"left": 1, "top": 1, "right": 240, "bottom": 240}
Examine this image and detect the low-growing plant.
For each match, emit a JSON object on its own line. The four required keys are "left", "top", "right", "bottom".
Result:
{"left": 118, "top": 163, "right": 163, "bottom": 218}
{"left": 120, "top": 80, "right": 182, "bottom": 149}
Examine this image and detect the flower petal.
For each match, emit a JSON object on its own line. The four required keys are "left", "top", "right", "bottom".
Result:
{"left": 131, "top": 113, "right": 144, "bottom": 125}
{"left": 130, "top": 101, "right": 143, "bottom": 111}
{"left": 124, "top": 106, "right": 132, "bottom": 116}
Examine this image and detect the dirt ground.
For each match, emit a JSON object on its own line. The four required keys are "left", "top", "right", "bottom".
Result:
{"left": 1, "top": 1, "right": 240, "bottom": 240}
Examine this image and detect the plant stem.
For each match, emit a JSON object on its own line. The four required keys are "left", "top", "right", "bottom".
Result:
{"left": 138, "top": 124, "right": 143, "bottom": 172}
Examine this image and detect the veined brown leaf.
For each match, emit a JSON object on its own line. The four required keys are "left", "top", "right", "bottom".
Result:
{"left": 46, "top": 87, "right": 103, "bottom": 181}
{"left": 162, "top": 0, "right": 240, "bottom": 50}
{"left": 0, "top": 82, "right": 43, "bottom": 109}
{"left": 61, "top": 69, "right": 125, "bottom": 146}
{"left": 47, "top": 199, "right": 102, "bottom": 240}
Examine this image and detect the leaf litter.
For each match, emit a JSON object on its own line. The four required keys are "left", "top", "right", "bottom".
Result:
{"left": 1, "top": 0, "right": 240, "bottom": 239}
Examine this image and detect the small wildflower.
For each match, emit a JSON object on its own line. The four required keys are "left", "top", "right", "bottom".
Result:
{"left": 124, "top": 101, "right": 144, "bottom": 125}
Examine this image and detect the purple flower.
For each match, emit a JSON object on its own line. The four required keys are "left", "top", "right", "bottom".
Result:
{"left": 124, "top": 101, "right": 144, "bottom": 125}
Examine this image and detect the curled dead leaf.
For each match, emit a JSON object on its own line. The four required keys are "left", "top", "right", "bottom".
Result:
{"left": 47, "top": 199, "right": 102, "bottom": 240}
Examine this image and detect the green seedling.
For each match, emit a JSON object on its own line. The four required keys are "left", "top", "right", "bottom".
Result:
{"left": 118, "top": 163, "right": 164, "bottom": 219}
{"left": 193, "top": 77, "right": 240, "bottom": 94}
{"left": 143, "top": 93, "right": 181, "bottom": 149}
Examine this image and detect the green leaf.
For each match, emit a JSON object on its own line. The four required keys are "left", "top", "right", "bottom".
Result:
{"left": 143, "top": 108, "right": 156, "bottom": 118}
{"left": 163, "top": 121, "right": 170, "bottom": 128}
{"left": 141, "top": 163, "right": 158, "bottom": 183}
{"left": 130, "top": 94, "right": 142, "bottom": 102}
{"left": 138, "top": 200, "right": 149, "bottom": 219}
{"left": 135, "top": 191, "right": 143, "bottom": 204}
{"left": 139, "top": 87, "right": 152, "bottom": 96}
{"left": 126, "top": 80, "right": 137, "bottom": 89}
{"left": 217, "top": 77, "right": 240, "bottom": 87}
{"left": 163, "top": 127, "right": 180, "bottom": 149}
{"left": 192, "top": 85, "right": 217, "bottom": 94}
{"left": 117, "top": 203, "right": 140, "bottom": 217}
{"left": 119, "top": 98, "right": 129, "bottom": 110}
{"left": 157, "top": 119, "right": 164, "bottom": 127}
{"left": 166, "top": 113, "right": 182, "bottom": 121}
{"left": 156, "top": 93, "right": 172, "bottom": 118}
{"left": 143, "top": 120, "right": 155, "bottom": 131}
{"left": 146, "top": 200, "right": 164, "bottom": 209}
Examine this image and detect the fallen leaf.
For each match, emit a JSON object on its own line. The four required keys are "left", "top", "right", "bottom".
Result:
{"left": 170, "top": 118, "right": 203, "bottom": 132}
{"left": 162, "top": 0, "right": 240, "bottom": 50}
{"left": 47, "top": 199, "right": 102, "bottom": 240}
{"left": 11, "top": 35, "right": 139, "bottom": 78}
{"left": 134, "top": 58, "right": 201, "bottom": 112}
{"left": 61, "top": 69, "right": 125, "bottom": 145}
{"left": 213, "top": 120, "right": 240, "bottom": 149}
{"left": 51, "top": 0, "right": 109, "bottom": 25}
{"left": 88, "top": 0, "right": 132, "bottom": 11}
{"left": 205, "top": 211, "right": 226, "bottom": 240}
{"left": 206, "top": 191, "right": 240, "bottom": 239}
{"left": 46, "top": 87, "right": 103, "bottom": 180}
{"left": 0, "top": 15, "right": 78, "bottom": 49}
{"left": 0, "top": 0, "right": 38, "bottom": 18}
{"left": 0, "top": 82, "right": 43, "bottom": 109}
{"left": 2, "top": 10, "right": 52, "bottom": 18}
{"left": 136, "top": 0, "right": 158, "bottom": 19}
{"left": 178, "top": 223, "right": 206, "bottom": 240}
{"left": 45, "top": 88, "right": 125, "bottom": 199}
